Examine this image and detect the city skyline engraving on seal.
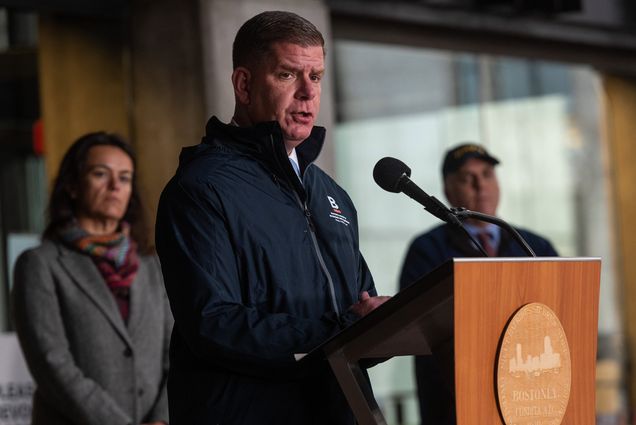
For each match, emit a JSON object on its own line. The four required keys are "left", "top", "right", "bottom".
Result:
{"left": 497, "top": 302, "right": 572, "bottom": 425}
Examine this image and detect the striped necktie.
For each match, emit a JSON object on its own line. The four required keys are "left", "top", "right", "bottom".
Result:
{"left": 478, "top": 230, "right": 497, "bottom": 257}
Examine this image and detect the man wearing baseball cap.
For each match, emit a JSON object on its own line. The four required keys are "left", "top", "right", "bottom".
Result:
{"left": 399, "top": 142, "right": 558, "bottom": 425}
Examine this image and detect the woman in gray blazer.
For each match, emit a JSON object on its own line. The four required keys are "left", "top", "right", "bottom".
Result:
{"left": 12, "top": 132, "right": 172, "bottom": 425}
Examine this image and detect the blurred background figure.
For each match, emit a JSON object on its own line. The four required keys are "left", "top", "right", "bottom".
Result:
{"left": 399, "top": 142, "right": 558, "bottom": 424}
{"left": 11, "top": 132, "right": 172, "bottom": 425}
{"left": 400, "top": 142, "right": 558, "bottom": 284}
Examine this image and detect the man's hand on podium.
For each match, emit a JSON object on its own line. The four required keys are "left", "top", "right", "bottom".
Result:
{"left": 349, "top": 291, "right": 391, "bottom": 318}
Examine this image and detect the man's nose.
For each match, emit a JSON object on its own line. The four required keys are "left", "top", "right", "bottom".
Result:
{"left": 296, "top": 76, "right": 317, "bottom": 100}
{"left": 473, "top": 176, "right": 485, "bottom": 190}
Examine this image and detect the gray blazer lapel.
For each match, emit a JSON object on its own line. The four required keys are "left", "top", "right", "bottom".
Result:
{"left": 57, "top": 245, "right": 132, "bottom": 347}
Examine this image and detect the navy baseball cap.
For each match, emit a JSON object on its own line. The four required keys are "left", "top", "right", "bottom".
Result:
{"left": 442, "top": 143, "right": 500, "bottom": 178}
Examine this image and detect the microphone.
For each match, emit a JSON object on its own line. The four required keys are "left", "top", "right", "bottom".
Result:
{"left": 373, "top": 157, "right": 462, "bottom": 227}
{"left": 372, "top": 156, "right": 536, "bottom": 257}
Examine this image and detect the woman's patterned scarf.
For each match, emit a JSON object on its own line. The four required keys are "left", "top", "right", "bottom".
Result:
{"left": 59, "top": 221, "right": 139, "bottom": 323}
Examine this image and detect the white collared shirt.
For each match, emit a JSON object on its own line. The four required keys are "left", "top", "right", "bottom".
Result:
{"left": 289, "top": 148, "right": 301, "bottom": 179}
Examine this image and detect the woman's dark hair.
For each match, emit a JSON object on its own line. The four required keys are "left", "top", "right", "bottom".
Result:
{"left": 43, "top": 132, "right": 151, "bottom": 253}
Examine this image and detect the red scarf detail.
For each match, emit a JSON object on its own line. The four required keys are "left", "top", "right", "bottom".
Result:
{"left": 93, "top": 244, "right": 139, "bottom": 322}
{"left": 60, "top": 222, "right": 139, "bottom": 323}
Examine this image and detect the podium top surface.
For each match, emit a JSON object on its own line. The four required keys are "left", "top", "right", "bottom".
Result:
{"left": 298, "top": 257, "right": 600, "bottom": 363}
{"left": 454, "top": 256, "right": 600, "bottom": 263}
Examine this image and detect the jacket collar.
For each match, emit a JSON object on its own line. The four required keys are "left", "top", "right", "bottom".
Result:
{"left": 202, "top": 116, "right": 326, "bottom": 172}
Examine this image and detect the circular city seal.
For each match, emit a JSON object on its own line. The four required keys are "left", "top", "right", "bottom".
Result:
{"left": 496, "top": 303, "right": 571, "bottom": 425}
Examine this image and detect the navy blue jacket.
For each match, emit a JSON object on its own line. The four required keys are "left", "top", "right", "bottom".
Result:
{"left": 155, "top": 117, "right": 376, "bottom": 425}
{"left": 399, "top": 223, "right": 558, "bottom": 425}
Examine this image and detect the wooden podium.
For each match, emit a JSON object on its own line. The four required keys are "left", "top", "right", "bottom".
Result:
{"left": 305, "top": 258, "right": 600, "bottom": 425}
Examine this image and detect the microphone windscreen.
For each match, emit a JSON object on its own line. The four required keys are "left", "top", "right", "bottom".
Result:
{"left": 373, "top": 157, "right": 411, "bottom": 193}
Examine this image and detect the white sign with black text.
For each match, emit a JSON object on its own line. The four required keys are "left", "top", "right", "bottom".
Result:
{"left": 0, "top": 333, "right": 33, "bottom": 425}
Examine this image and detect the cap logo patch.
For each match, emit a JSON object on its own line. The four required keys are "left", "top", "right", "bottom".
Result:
{"left": 453, "top": 144, "right": 486, "bottom": 159}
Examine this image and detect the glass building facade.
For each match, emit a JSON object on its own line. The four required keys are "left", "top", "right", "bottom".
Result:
{"left": 332, "top": 40, "right": 621, "bottom": 424}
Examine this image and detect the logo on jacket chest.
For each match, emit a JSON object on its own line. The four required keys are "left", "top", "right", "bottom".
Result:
{"left": 327, "top": 196, "right": 350, "bottom": 226}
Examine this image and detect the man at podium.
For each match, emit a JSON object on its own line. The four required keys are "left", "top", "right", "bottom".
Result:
{"left": 156, "top": 10, "right": 389, "bottom": 425}
{"left": 399, "top": 143, "right": 558, "bottom": 424}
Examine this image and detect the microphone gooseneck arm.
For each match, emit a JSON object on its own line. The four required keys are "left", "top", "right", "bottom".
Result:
{"left": 450, "top": 207, "right": 537, "bottom": 257}
{"left": 397, "top": 176, "right": 490, "bottom": 256}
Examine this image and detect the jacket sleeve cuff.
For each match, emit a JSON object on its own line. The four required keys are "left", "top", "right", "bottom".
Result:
{"left": 340, "top": 310, "right": 361, "bottom": 329}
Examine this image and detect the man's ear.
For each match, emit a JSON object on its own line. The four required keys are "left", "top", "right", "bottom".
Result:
{"left": 232, "top": 67, "right": 251, "bottom": 105}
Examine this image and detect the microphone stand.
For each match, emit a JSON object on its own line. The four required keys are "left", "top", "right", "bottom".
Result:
{"left": 390, "top": 170, "right": 534, "bottom": 257}
{"left": 450, "top": 207, "right": 537, "bottom": 257}
{"left": 423, "top": 195, "right": 490, "bottom": 257}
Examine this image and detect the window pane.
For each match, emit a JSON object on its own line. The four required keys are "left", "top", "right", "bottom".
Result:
{"left": 333, "top": 39, "right": 621, "bottom": 424}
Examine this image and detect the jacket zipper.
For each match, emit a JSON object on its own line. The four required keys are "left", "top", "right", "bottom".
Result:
{"left": 269, "top": 136, "right": 342, "bottom": 322}
{"left": 293, "top": 191, "right": 342, "bottom": 321}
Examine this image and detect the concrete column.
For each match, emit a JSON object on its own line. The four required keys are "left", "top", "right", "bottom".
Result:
{"left": 198, "top": 0, "right": 336, "bottom": 176}
{"left": 128, "top": 0, "right": 206, "bottom": 240}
